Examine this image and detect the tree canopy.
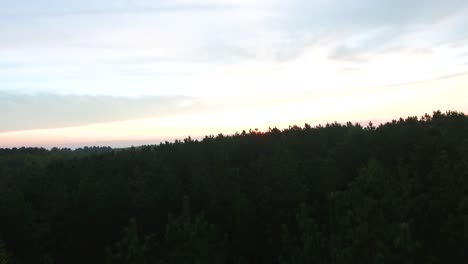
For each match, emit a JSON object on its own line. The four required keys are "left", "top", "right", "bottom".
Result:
{"left": 0, "top": 111, "right": 467, "bottom": 263}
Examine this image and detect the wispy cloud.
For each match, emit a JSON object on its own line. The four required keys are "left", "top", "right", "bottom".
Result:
{"left": 0, "top": 4, "right": 238, "bottom": 20}
{"left": 0, "top": 92, "right": 199, "bottom": 132}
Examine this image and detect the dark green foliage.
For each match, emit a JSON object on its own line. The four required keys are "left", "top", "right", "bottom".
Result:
{"left": 279, "top": 204, "right": 327, "bottom": 264}
{"left": 0, "top": 238, "right": 12, "bottom": 264}
{"left": 160, "top": 196, "right": 227, "bottom": 264}
{"left": 0, "top": 111, "right": 468, "bottom": 263}
{"left": 107, "top": 197, "right": 226, "bottom": 264}
{"left": 106, "top": 218, "right": 150, "bottom": 264}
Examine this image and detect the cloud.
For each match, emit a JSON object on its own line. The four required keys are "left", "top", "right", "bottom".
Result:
{"left": 0, "top": 90, "right": 316, "bottom": 133}
{"left": 1, "top": 0, "right": 468, "bottom": 98}
{"left": 0, "top": 4, "right": 235, "bottom": 20}
{"left": 282, "top": 0, "right": 468, "bottom": 29}
{"left": 2, "top": 0, "right": 468, "bottom": 69}
{"left": 0, "top": 92, "right": 200, "bottom": 132}
{"left": 281, "top": 0, "right": 468, "bottom": 64}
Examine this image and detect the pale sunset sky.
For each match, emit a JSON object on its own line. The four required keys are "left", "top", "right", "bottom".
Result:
{"left": 1, "top": 0, "right": 468, "bottom": 148}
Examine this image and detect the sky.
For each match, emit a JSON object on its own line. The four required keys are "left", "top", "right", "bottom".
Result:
{"left": 1, "top": 0, "right": 468, "bottom": 148}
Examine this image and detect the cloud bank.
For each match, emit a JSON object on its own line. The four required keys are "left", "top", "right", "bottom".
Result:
{"left": 0, "top": 92, "right": 199, "bottom": 132}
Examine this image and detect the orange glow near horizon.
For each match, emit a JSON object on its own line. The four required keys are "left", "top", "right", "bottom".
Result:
{"left": 2, "top": 72, "right": 467, "bottom": 148}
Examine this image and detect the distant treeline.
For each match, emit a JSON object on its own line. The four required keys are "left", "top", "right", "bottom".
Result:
{"left": 0, "top": 111, "right": 467, "bottom": 264}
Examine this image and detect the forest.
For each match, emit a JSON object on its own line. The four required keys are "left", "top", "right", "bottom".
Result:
{"left": 0, "top": 110, "right": 467, "bottom": 264}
